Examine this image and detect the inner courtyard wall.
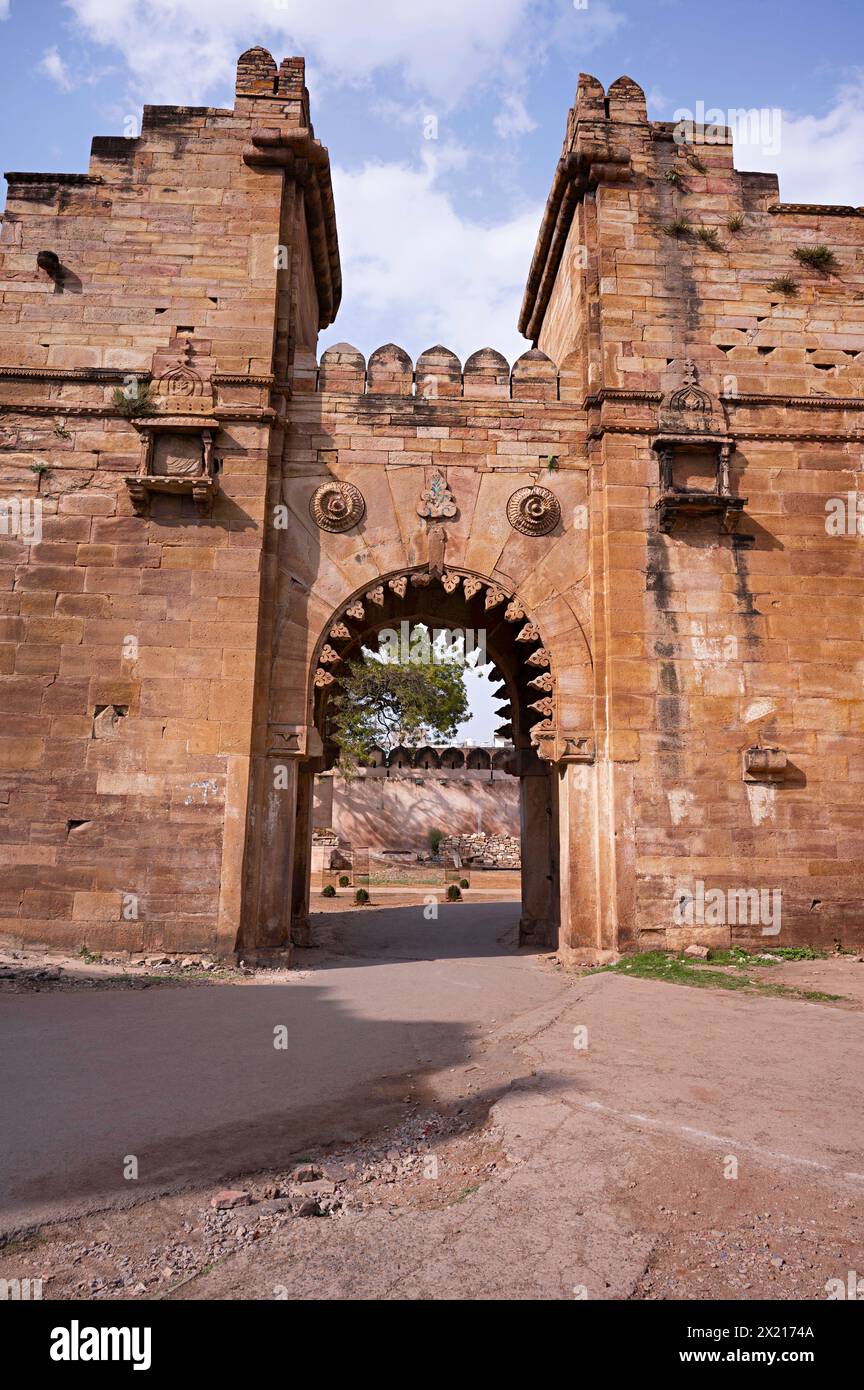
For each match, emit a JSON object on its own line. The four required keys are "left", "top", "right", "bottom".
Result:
{"left": 313, "top": 762, "right": 520, "bottom": 852}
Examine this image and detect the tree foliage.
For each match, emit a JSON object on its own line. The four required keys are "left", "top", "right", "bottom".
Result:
{"left": 330, "top": 645, "right": 468, "bottom": 775}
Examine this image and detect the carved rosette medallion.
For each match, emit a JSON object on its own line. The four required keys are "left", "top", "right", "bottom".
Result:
{"left": 310, "top": 480, "right": 366, "bottom": 532}
{"left": 506, "top": 485, "right": 561, "bottom": 536}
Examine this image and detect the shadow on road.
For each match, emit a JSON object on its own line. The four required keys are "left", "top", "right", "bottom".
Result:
{"left": 302, "top": 899, "right": 551, "bottom": 968}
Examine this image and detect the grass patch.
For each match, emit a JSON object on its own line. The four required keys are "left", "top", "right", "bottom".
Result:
{"left": 112, "top": 381, "right": 158, "bottom": 418}
{"left": 768, "top": 275, "right": 798, "bottom": 296}
{"left": 600, "top": 951, "right": 751, "bottom": 991}
{"left": 664, "top": 217, "right": 692, "bottom": 238}
{"left": 595, "top": 949, "right": 842, "bottom": 1002}
{"left": 793, "top": 244, "right": 838, "bottom": 272}
{"left": 696, "top": 226, "right": 724, "bottom": 251}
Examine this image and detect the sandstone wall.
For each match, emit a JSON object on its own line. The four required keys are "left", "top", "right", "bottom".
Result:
{"left": 0, "top": 50, "right": 321, "bottom": 955}
{"left": 440, "top": 831, "right": 521, "bottom": 869}
{"left": 526, "top": 74, "right": 864, "bottom": 950}
{"left": 313, "top": 766, "right": 520, "bottom": 850}
{"left": 3, "top": 51, "right": 863, "bottom": 960}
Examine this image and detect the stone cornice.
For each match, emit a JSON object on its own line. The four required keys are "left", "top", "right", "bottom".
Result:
{"left": 213, "top": 373, "right": 275, "bottom": 387}
{"left": 4, "top": 172, "right": 103, "bottom": 187}
{"left": 0, "top": 401, "right": 275, "bottom": 425}
{"left": 768, "top": 203, "right": 863, "bottom": 217}
{"left": 588, "top": 421, "right": 859, "bottom": 443}
{"left": 0, "top": 366, "right": 149, "bottom": 382}
{"left": 519, "top": 141, "right": 631, "bottom": 342}
{"left": 587, "top": 387, "right": 863, "bottom": 412}
{"left": 242, "top": 127, "right": 341, "bottom": 330}
{"left": 0, "top": 403, "right": 111, "bottom": 417}
{"left": 214, "top": 406, "right": 276, "bottom": 422}
{"left": 722, "top": 393, "right": 864, "bottom": 410}
{"left": 586, "top": 389, "right": 662, "bottom": 406}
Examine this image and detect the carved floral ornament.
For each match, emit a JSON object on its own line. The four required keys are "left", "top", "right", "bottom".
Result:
{"left": 658, "top": 358, "right": 722, "bottom": 436}
{"left": 309, "top": 479, "right": 366, "bottom": 532}
{"left": 157, "top": 340, "right": 203, "bottom": 398}
{"left": 417, "top": 469, "right": 457, "bottom": 519}
{"left": 310, "top": 568, "right": 578, "bottom": 762}
{"left": 506, "top": 485, "right": 561, "bottom": 536}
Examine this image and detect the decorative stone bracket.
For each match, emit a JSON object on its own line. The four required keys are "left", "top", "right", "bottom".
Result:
{"left": 267, "top": 724, "right": 323, "bottom": 759}
{"left": 533, "top": 731, "right": 596, "bottom": 765}
{"left": 743, "top": 746, "right": 788, "bottom": 783}
{"left": 125, "top": 416, "right": 221, "bottom": 516}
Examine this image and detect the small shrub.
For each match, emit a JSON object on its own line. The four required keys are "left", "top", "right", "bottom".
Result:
{"left": 768, "top": 275, "right": 798, "bottom": 296}
{"left": 112, "top": 381, "right": 158, "bottom": 418}
{"left": 338, "top": 874, "right": 350, "bottom": 888}
{"left": 321, "top": 884, "right": 336, "bottom": 898}
{"left": 459, "top": 878, "right": 470, "bottom": 889}
{"left": 446, "top": 884, "right": 462, "bottom": 902}
{"left": 664, "top": 217, "right": 692, "bottom": 238}
{"left": 428, "top": 827, "right": 444, "bottom": 855}
{"left": 664, "top": 168, "right": 686, "bottom": 188}
{"left": 792, "top": 245, "right": 837, "bottom": 273}
{"left": 696, "top": 226, "right": 723, "bottom": 251}
{"left": 726, "top": 212, "right": 745, "bottom": 233}
{"left": 355, "top": 888, "right": 370, "bottom": 905}
{"left": 28, "top": 462, "right": 51, "bottom": 475}
{"left": 685, "top": 152, "right": 707, "bottom": 173}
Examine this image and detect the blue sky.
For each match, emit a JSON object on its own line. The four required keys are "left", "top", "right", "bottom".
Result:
{"left": 2, "top": 0, "right": 862, "bottom": 739}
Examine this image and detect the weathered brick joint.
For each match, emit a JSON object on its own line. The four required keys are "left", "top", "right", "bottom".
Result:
{"left": 0, "top": 52, "right": 862, "bottom": 964}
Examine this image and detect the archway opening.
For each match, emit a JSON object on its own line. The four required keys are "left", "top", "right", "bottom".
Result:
{"left": 292, "top": 567, "right": 561, "bottom": 952}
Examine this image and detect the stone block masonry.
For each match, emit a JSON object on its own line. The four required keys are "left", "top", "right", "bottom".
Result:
{"left": 0, "top": 49, "right": 338, "bottom": 958}
{"left": 440, "top": 833, "right": 521, "bottom": 869}
{"left": 1, "top": 51, "right": 863, "bottom": 962}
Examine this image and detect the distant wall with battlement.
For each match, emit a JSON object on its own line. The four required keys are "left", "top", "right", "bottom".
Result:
{"left": 314, "top": 753, "right": 519, "bottom": 852}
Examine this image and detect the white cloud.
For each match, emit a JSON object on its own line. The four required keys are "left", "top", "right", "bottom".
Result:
{"left": 64, "top": 0, "right": 538, "bottom": 106}
{"left": 0, "top": 1, "right": 10, "bottom": 20}
{"left": 494, "top": 92, "right": 537, "bottom": 141}
{"left": 321, "top": 151, "right": 541, "bottom": 365}
{"left": 749, "top": 76, "right": 864, "bottom": 204}
{"left": 38, "top": 46, "right": 75, "bottom": 93}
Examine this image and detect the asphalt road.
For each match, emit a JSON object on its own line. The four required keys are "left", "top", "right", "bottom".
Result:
{"left": 0, "top": 902, "right": 568, "bottom": 1232}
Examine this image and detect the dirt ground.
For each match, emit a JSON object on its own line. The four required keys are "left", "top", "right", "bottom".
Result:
{"left": 312, "top": 869, "right": 521, "bottom": 913}
{"left": 1, "top": 922, "right": 861, "bottom": 1302}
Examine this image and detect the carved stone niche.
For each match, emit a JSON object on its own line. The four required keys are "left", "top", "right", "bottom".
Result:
{"left": 743, "top": 746, "right": 788, "bottom": 783}
{"left": 654, "top": 359, "right": 748, "bottom": 538}
{"left": 653, "top": 436, "right": 747, "bottom": 536}
{"left": 126, "top": 417, "right": 220, "bottom": 516}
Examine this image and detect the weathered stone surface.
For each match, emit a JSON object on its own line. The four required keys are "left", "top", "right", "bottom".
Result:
{"left": 1, "top": 55, "right": 862, "bottom": 964}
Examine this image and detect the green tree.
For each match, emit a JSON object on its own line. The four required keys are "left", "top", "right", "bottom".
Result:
{"left": 330, "top": 642, "right": 468, "bottom": 775}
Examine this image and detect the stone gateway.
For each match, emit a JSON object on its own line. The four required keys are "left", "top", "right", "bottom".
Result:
{"left": 1, "top": 50, "right": 862, "bottom": 963}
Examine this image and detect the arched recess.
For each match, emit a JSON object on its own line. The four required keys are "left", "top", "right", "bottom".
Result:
{"left": 288, "top": 563, "right": 565, "bottom": 949}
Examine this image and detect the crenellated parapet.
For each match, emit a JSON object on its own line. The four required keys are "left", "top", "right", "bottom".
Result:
{"left": 309, "top": 342, "right": 578, "bottom": 401}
